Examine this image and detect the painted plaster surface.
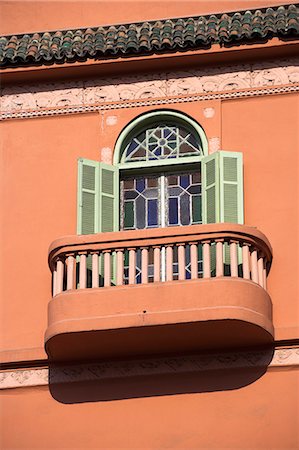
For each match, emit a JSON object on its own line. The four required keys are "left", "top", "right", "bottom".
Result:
{"left": 1, "top": 58, "right": 299, "bottom": 119}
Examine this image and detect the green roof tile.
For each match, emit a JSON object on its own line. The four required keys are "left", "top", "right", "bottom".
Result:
{"left": 0, "top": 3, "right": 298, "bottom": 68}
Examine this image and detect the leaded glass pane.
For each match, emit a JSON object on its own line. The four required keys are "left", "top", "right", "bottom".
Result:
{"left": 166, "top": 170, "right": 201, "bottom": 227}
{"left": 121, "top": 175, "right": 160, "bottom": 230}
{"left": 121, "top": 169, "right": 202, "bottom": 283}
{"left": 123, "top": 123, "right": 203, "bottom": 162}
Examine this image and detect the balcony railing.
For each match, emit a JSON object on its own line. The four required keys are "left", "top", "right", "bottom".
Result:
{"left": 46, "top": 223, "right": 273, "bottom": 361}
{"left": 49, "top": 223, "right": 272, "bottom": 296}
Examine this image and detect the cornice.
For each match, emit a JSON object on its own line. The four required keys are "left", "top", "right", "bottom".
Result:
{"left": 1, "top": 57, "right": 298, "bottom": 120}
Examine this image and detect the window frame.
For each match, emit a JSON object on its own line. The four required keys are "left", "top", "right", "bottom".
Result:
{"left": 113, "top": 110, "right": 209, "bottom": 171}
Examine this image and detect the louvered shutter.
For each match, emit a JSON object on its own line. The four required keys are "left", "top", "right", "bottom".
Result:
{"left": 77, "top": 159, "right": 119, "bottom": 285}
{"left": 201, "top": 153, "right": 220, "bottom": 225}
{"left": 98, "top": 163, "right": 119, "bottom": 233}
{"left": 77, "top": 159, "right": 99, "bottom": 235}
{"left": 202, "top": 153, "right": 219, "bottom": 275}
{"left": 219, "top": 152, "right": 243, "bottom": 268}
{"left": 202, "top": 151, "right": 243, "bottom": 273}
{"left": 78, "top": 159, "right": 119, "bottom": 234}
{"left": 219, "top": 152, "right": 243, "bottom": 224}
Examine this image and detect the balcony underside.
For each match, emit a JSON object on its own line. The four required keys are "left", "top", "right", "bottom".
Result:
{"left": 45, "top": 277, "right": 274, "bottom": 362}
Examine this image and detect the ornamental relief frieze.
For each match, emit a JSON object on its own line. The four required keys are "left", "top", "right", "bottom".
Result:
{"left": 1, "top": 347, "right": 299, "bottom": 390}
{"left": 0, "top": 58, "right": 299, "bottom": 119}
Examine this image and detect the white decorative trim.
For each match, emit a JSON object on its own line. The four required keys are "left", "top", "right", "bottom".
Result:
{"left": 101, "top": 147, "right": 113, "bottom": 164}
{"left": 1, "top": 346, "right": 298, "bottom": 390}
{"left": 203, "top": 107, "right": 215, "bottom": 118}
{"left": 1, "top": 58, "right": 298, "bottom": 120}
{"left": 209, "top": 137, "right": 221, "bottom": 154}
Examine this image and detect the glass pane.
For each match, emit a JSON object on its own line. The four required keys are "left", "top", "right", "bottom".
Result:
{"left": 187, "top": 185, "right": 201, "bottom": 194}
{"left": 133, "top": 147, "right": 146, "bottom": 158}
{"left": 124, "top": 191, "right": 138, "bottom": 200}
{"left": 180, "top": 192, "right": 190, "bottom": 225}
{"left": 124, "top": 202, "right": 134, "bottom": 228}
{"left": 180, "top": 175, "right": 190, "bottom": 189}
{"left": 123, "top": 123, "right": 202, "bottom": 163}
{"left": 167, "top": 174, "right": 178, "bottom": 186}
{"left": 147, "top": 177, "right": 158, "bottom": 188}
{"left": 192, "top": 195, "right": 201, "bottom": 223}
{"left": 143, "top": 189, "right": 159, "bottom": 199}
{"left": 136, "top": 178, "right": 145, "bottom": 193}
{"left": 124, "top": 179, "right": 134, "bottom": 189}
{"left": 136, "top": 196, "right": 146, "bottom": 229}
{"left": 192, "top": 172, "right": 201, "bottom": 184}
{"left": 148, "top": 199, "right": 158, "bottom": 226}
{"left": 168, "top": 197, "right": 178, "bottom": 225}
{"left": 168, "top": 186, "right": 183, "bottom": 197}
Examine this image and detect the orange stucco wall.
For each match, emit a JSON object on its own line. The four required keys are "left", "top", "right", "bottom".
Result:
{"left": 1, "top": 369, "right": 298, "bottom": 448}
{"left": 1, "top": 2, "right": 299, "bottom": 449}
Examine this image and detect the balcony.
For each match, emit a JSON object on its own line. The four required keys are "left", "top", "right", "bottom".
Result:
{"left": 45, "top": 223, "right": 274, "bottom": 362}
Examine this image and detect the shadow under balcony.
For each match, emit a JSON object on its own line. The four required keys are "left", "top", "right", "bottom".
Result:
{"left": 45, "top": 223, "right": 274, "bottom": 362}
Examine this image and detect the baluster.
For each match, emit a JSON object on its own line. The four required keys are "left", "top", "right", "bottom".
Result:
{"left": 178, "top": 244, "right": 185, "bottom": 281}
{"left": 242, "top": 244, "right": 250, "bottom": 280}
{"left": 203, "top": 241, "right": 211, "bottom": 278}
{"left": 104, "top": 251, "right": 111, "bottom": 287}
{"left": 263, "top": 260, "right": 267, "bottom": 290}
{"left": 258, "top": 255, "right": 264, "bottom": 288}
{"left": 67, "top": 254, "right": 75, "bottom": 290}
{"left": 190, "top": 243, "right": 198, "bottom": 280}
{"left": 92, "top": 252, "right": 99, "bottom": 288}
{"left": 216, "top": 240, "right": 223, "bottom": 277}
{"left": 116, "top": 250, "right": 124, "bottom": 286}
{"left": 56, "top": 258, "right": 64, "bottom": 294}
{"left": 166, "top": 245, "right": 173, "bottom": 282}
{"left": 79, "top": 253, "right": 87, "bottom": 289}
{"left": 250, "top": 248, "right": 258, "bottom": 283}
{"left": 53, "top": 267, "right": 57, "bottom": 297}
{"left": 141, "top": 247, "right": 148, "bottom": 284}
{"left": 154, "top": 246, "right": 161, "bottom": 282}
{"left": 230, "top": 241, "right": 238, "bottom": 277}
{"left": 128, "top": 248, "right": 136, "bottom": 285}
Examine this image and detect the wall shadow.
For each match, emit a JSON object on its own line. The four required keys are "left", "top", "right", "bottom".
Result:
{"left": 49, "top": 346, "right": 274, "bottom": 404}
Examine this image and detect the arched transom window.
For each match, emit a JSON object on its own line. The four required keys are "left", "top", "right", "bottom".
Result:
{"left": 122, "top": 123, "right": 203, "bottom": 163}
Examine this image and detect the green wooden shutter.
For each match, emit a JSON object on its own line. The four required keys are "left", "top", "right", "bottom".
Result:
{"left": 202, "top": 153, "right": 220, "bottom": 225}
{"left": 202, "top": 151, "right": 244, "bottom": 273}
{"left": 219, "top": 151, "right": 243, "bottom": 224}
{"left": 77, "top": 159, "right": 119, "bottom": 285}
{"left": 202, "top": 153, "right": 219, "bottom": 275}
{"left": 77, "top": 159, "right": 119, "bottom": 234}
{"left": 98, "top": 163, "right": 119, "bottom": 233}
{"left": 219, "top": 152, "right": 243, "bottom": 268}
{"left": 98, "top": 163, "right": 119, "bottom": 285}
{"left": 77, "top": 159, "right": 99, "bottom": 235}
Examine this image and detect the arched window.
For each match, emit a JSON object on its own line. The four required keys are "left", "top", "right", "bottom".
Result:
{"left": 115, "top": 111, "right": 208, "bottom": 231}
{"left": 77, "top": 110, "right": 243, "bottom": 237}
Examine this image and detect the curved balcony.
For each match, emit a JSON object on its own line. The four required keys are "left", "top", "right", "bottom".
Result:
{"left": 45, "top": 223, "right": 274, "bottom": 362}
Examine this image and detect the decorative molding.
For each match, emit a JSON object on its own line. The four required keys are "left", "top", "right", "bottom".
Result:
{"left": 209, "top": 137, "right": 220, "bottom": 154}
{"left": 101, "top": 147, "right": 113, "bottom": 164}
{"left": 1, "top": 346, "right": 298, "bottom": 390}
{"left": 1, "top": 58, "right": 298, "bottom": 120}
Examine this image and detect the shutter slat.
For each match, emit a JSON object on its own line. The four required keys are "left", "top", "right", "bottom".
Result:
{"left": 82, "top": 192, "right": 95, "bottom": 234}
{"left": 102, "top": 169, "right": 114, "bottom": 195}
